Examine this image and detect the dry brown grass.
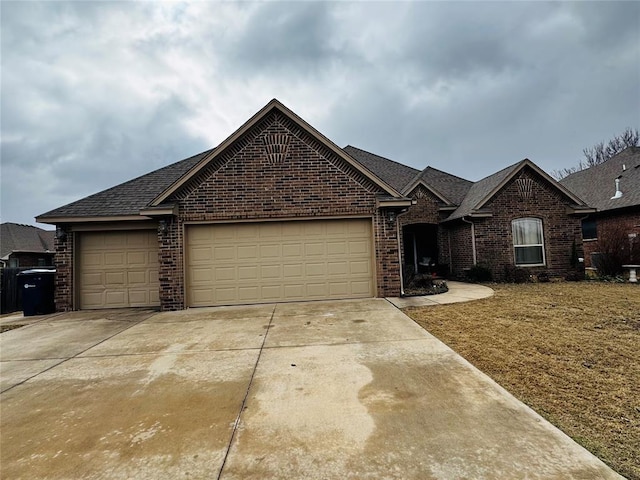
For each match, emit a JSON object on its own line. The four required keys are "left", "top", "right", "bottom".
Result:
{"left": 404, "top": 282, "right": 640, "bottom": 480}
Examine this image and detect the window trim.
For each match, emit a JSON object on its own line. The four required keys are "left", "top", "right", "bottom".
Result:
{"left": 512, "top": 217, "right": 546, "bottom": 267}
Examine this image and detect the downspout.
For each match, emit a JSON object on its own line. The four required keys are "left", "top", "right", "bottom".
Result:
{"left": 461, "top": 216, "right": 477, "bottom": 266}
{"left": 396, "top": 208, "right": 411, "bottom": 296}
{"left": 447, "top": 229, "right": 453, "bottom": 274}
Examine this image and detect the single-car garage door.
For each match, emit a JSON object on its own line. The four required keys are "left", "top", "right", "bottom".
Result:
{"left": 78, "top": 230, "right": 160, "bottom": 309}
{"left": 186, "top": 219, "right": 374, "bottom": 307}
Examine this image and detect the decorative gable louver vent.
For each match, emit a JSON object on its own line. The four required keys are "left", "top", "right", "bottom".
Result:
{"left": 263, "top": 133, "right": 291, "bottom": 165}
{"left": 516, "top": 178, "right": 534, "bottom": 199}
{"left": 413, "top": 186, "right": 427, "bottom": 199}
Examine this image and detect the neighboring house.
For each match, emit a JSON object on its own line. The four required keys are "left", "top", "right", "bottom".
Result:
{"left": 560, "top": 146, "right": 640, "bottom": 269}
{"left": 0, "top": 223, "right": 55, "bottom": 268}
{"left": 36, "top": 99, "right": 592, "bottom": 311}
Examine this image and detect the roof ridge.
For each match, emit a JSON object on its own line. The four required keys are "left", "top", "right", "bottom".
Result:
{"left": 423, "top": 165, "right": 473, "bottom": 183}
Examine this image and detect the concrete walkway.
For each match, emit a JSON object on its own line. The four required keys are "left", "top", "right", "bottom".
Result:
{"left": 0, "top": 299, "right": 622, "bottom": 479}
{"left": 387, "top": 280, "right": 494, "bottom": 308}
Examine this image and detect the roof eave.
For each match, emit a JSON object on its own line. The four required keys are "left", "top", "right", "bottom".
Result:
{"left": 566, "top": 206, "right": 597, "bottom": 215}
{"left": 139, "top": 204, "right": 178, "bottom": 217}
{"left": 35, "top": 215, "right": 152, "bottom": 225}
{"left": 376, "top": 198, "right": 414, "bottom": 208}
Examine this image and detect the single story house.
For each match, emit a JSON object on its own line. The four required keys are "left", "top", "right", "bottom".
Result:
{"left": 37, "top": 99, "right": 593, "bottom": 311}
{"left": 0, "top": 223, "right": 55, "bottom": 269}
{"left": 560, "top": 146, "right": 640, "bottom": 270}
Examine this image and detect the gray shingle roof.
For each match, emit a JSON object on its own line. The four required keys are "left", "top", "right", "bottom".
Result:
{"left": 411, "top": 167, "right": 473, "bottom": 205}
{"left": 37, "top": 149, "right": 213, "bottom": 220}
{"left": 446, "top": 162, "right": 524, "bottom": 221}
{"left": 560, "top": 147, "right": 640, "bottom": 212}
{"left": 343, "top": 146, "right": 420, "bottom": 192}
{"left": 1, "top": 223, "right": 55, "bottom": 259}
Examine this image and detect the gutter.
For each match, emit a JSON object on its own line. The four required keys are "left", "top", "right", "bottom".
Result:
{"left": 461, "top": 216, "right": 477, "bottom": 266}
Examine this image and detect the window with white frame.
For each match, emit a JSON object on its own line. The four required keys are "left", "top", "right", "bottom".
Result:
{"left": 512, "top": 218, "right": 545, "bottom": 266}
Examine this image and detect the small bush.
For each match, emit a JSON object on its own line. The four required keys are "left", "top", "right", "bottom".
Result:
{"left": 466, "top": 265, "right": 493, "bottom": 282}
{"left": 536, "top": 271, "right": 550, "bottom": 283}
{"left": 504, "top": 265, "right": 530, "bottom": 283}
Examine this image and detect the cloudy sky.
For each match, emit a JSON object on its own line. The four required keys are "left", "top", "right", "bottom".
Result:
{"left": 1, "top": 1, "right": 638, "bottom": 227}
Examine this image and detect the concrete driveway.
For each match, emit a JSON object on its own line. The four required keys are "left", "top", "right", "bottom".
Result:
{"left": 0, "top": 300, "right": 622, "bottom": 479}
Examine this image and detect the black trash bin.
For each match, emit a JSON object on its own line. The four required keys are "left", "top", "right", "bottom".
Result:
{"left": 18, "top": 269, "right": 56, "bottom": 316}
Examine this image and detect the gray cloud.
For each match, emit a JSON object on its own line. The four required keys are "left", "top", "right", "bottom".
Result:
{"left": 1, "top": 1, "right": 638, "bottom": 226}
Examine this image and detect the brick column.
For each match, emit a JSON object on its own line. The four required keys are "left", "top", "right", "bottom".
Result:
{"left": 53, "top": 229, "right": 73, "bottom": 311}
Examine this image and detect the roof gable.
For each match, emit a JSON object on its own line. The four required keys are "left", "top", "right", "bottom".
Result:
{"left": 402, "top": 166, "right": 473, "bottom": 205}
{"left": 447, "top": 159, "right": 589, "bottom": 221}
{"left": 154, "top": 100, "right": 401, "bottom": 205}
{"left": 560, "top": 147, "right": 640, "bottom": 212}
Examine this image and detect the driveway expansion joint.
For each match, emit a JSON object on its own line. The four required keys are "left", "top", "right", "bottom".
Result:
{"left": 216, "top": 304, "right": 277, "bottom": 480}
{"left": 0, "top": 312, "right": 155, "bottom": 395}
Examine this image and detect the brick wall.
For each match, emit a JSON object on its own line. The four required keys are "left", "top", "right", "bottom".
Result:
{"left": 157, "top": 111, "right": 401, "bottom": 310}
{"left": 446, "top": 222, "right": 474, "bottom": 278}
{"left": 473, "top": 167, "right": 583, "bottom": 281}
{"left": 53, "top": 231, "right": 73, "bottom": 311}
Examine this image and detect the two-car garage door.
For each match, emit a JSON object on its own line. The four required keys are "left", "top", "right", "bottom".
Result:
{"left": 186, "top": 219, "right": 375, "bottom": 307}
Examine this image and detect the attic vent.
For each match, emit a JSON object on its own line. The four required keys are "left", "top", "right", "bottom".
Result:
{"left": 516, "top": 178, "right": 534, "bottom": 199}
{"left": 263, "top": 133, "right": 291, "bottom": 165}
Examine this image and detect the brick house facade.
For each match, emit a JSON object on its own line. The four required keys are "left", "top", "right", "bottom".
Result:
{"left": 451, "top": 167, "right": 584, "bottom": 281}
{"left": 38, "top": 100, "right": 593, "bottom": 311}
{"left": 560, "top": 147, "right": 640, "bottom": 272}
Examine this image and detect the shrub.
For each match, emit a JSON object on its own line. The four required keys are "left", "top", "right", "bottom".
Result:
{"left": 592, "top": 225, "right": 639, "bottom": 277}
{"left": 504, "top": 265, "right": 530, "bottom": 283}
{"left": 466, "top": 264, "right": 492, "bottom": 282}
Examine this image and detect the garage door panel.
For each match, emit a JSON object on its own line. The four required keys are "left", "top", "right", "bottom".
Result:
{"left": 128, "top": 290, "right": 149, "bottom": 306}
{"left": 329, "top": 282, "right": 349, "bottom": 296}
{"left": 305, "top": 263, "right": 326, "bottom": 276}
{"left": 351, "top": 281, "right": 373, "bottom": 295}
{"left": 186, "top": 219, "right": 374, "bottom": 307}
{"left": 283, "top": 264, "right": 303, "bottom": 279}
{"left": 349, "top": 240, "right": 369, "bottom": 255}
{"left": 327, "top": 241, "right": 347, "bottom": 255}
{"left": 81, "top": 272, "right": 104, "bottom": 286}
{"left": 306, "top": 283, "right": 328, "bottom": 297}
{"left": 282, "top": 244, "right": 303, "bottom": 258}
{"left": 214, "top": 246, "right": 235, "bottom": 261}
{"left": 304, "top": 242, "right": 325, "bottom": 256}
{"left": 79, "top": 231, "right": 159, "bottom": 309}
{"left": 237, "top": 245, "right": 258, "bottom": 260}
{"left": 350, "top": 260, "right": 371, "bottom": 275}
{"left": 105, "top": 271, "right": 126, "bottom": 286}
{"left": 260, "top": 244, "right": 280, "bottom": 258}
{"left": 126, "top": 251, "right": 148, "bottom": 265}
{"left": 127, "top": 270, "right": 147, "bottom": 285}
{"left": 238, "top": 266, "right": 258, "bottom": 280}
{"left": 214, "top": 267, "right": 235, "bottom": 281}
{"left": 327, "top": 262, "right": 348, "bottom": 275}
{"left": 284, "top": 284, "right": 305, "bottom": 298}
{"left": 105, "top": 290, "right": 127, "bottom": 307}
